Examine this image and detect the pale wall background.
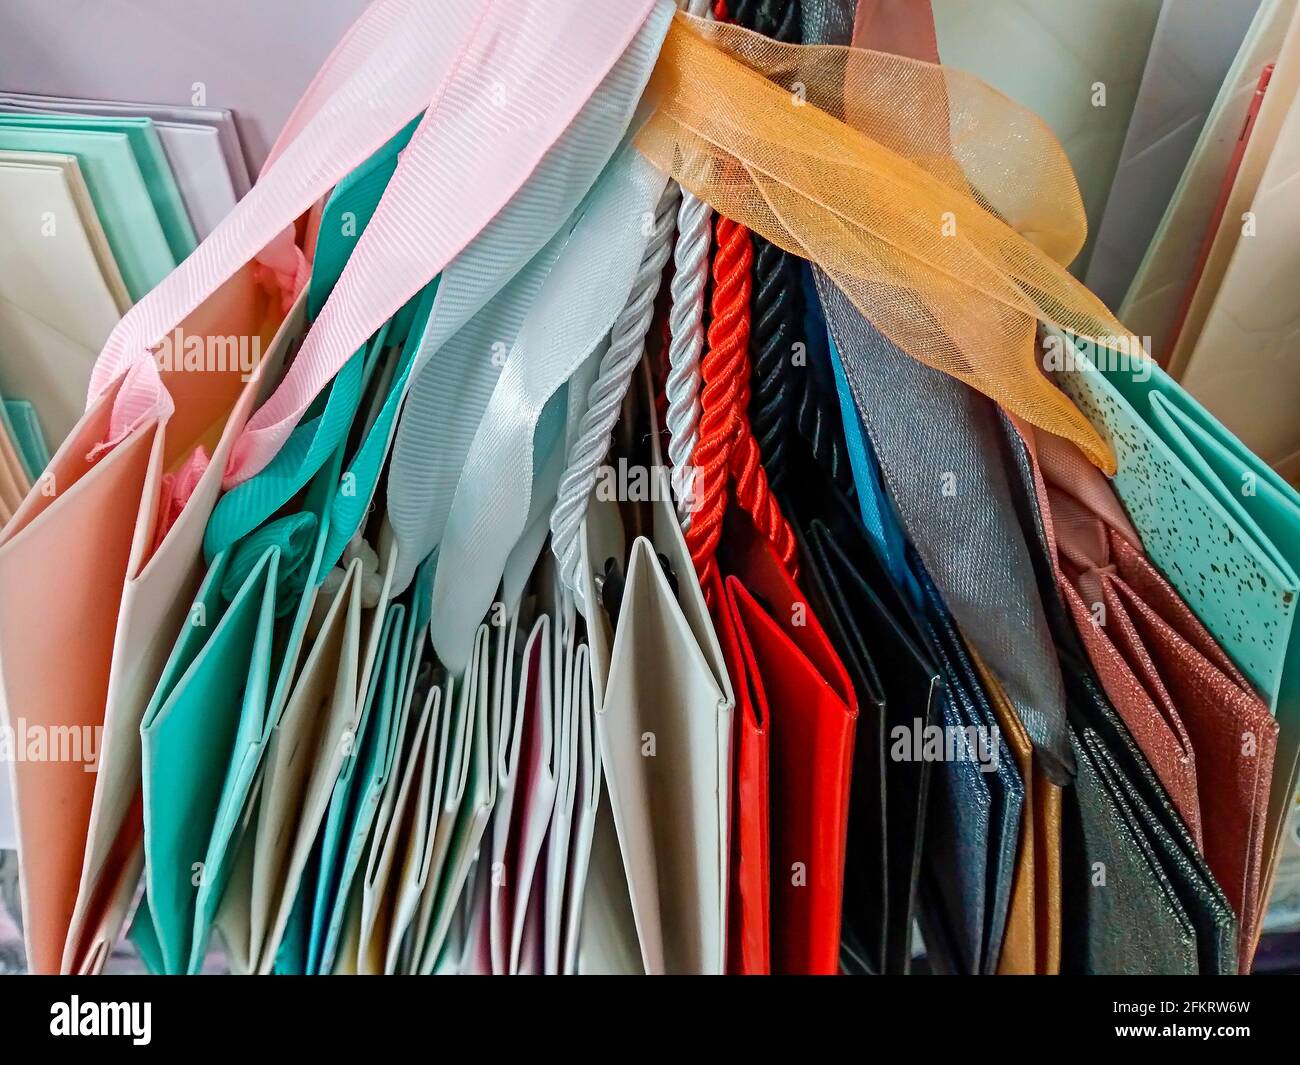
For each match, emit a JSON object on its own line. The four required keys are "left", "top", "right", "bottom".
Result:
{"left": 0, "top": 0, "right": 371, "bottom": 172}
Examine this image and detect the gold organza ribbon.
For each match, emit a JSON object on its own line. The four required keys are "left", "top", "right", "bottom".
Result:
{"left": 637, "top": 13, "right": 1131, "bottom": 474}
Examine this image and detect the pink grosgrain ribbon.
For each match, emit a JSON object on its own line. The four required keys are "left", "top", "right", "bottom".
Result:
{"left": 86, "top": 0, "right": 471, "bottom": 440}
{"left": 85, "top": 0, "right": 656, "bottom": 494}
{"left": 249, "top": 0, "right": 428, "bottom": 312}
{"left": 225, "top": 0, "right": 658, "bottom": 487}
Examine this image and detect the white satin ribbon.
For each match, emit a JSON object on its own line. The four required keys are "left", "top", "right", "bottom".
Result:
{"left": 429, "top": 147, "right": 669, "bottom": 668}
{"left": 386, "top": 1, "right": 674, "bottom": 594}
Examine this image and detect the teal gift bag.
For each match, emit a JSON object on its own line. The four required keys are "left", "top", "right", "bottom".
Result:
{"left": 133, "top": 124, "right": 434, "bottom": 971}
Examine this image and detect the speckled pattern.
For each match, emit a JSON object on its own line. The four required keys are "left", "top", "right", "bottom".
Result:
{"left": 1053, "top": 332, "right": 1298, "bottom": 703}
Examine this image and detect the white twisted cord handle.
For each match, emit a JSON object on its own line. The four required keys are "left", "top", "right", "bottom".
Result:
{"left": 663, "top": 0, "right": 716, "bottom": 529}
{"left": 549, "top": 183, "right": 680, "bottom": 601}
{"left": 664, "top": 188, "right": 712, "bottom": 529}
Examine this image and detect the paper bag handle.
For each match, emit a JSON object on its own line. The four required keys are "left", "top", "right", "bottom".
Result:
{"left": 222, "top": 0, "right": 658, "bottom": 488}
{"left": 85, "top": 0, "right": 472, "bottom": 436}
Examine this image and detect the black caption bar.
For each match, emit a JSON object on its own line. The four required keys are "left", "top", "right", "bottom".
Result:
{"left": 0, "top": 973, "right": 1292, "bottom": 1053}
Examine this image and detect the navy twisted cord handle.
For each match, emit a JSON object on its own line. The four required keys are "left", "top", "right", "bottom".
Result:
{"left": 732, "top": 0, "right": 803, "bottom": 491}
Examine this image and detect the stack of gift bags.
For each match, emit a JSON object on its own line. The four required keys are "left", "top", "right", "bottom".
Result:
{"left": 0, "top": 91, "right": 251, "bottom": 855}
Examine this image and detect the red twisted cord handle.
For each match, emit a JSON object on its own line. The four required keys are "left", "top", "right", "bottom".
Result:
{"left": 730, "top": 346, "right": 800, "bottom": 577}
{"left": 686, "top": 214, "right": 750, "bottom": 596}
{"left": 685, "top": 217, "right": 799, "bottom": 590}
{"left": 685, "top": 0, "right": 800, "bottom": 591}
{"left": 686, "top": 0, "right": 795, "bottom": 590}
